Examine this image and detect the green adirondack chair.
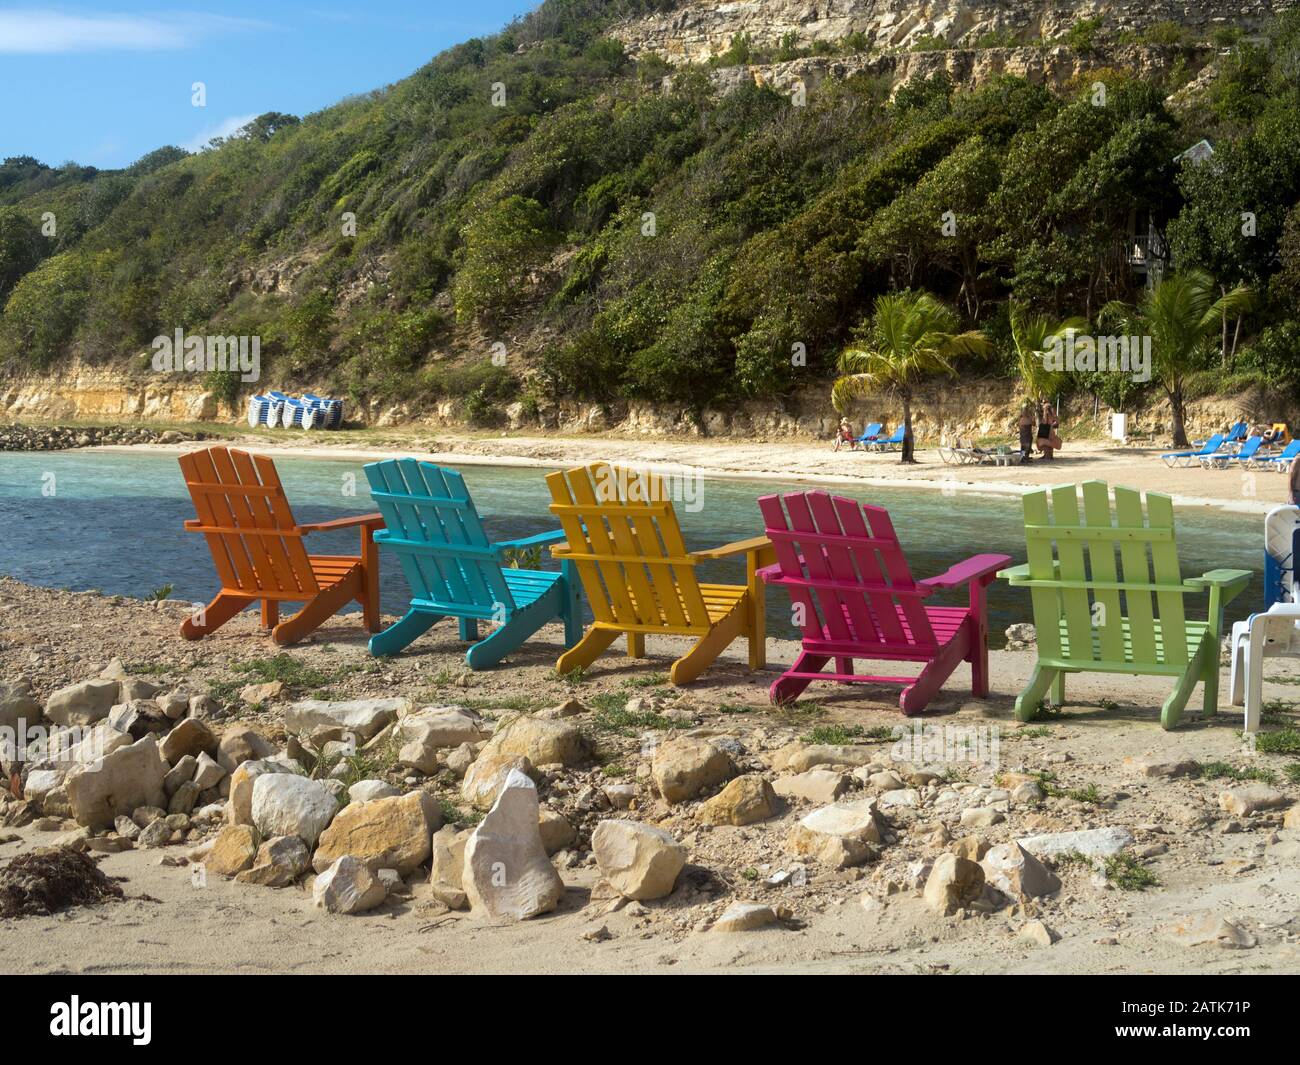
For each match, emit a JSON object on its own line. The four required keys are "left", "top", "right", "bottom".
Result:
{"left": 999, "top": 481, "right": 1250, "bottom": 729}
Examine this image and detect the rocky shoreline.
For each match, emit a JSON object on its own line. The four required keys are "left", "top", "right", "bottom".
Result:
{"left": 0, "top": 424, "right": 210, "bottom": 452}
{"left": 1, "top": 578, "right": 1298, "bottom": 970}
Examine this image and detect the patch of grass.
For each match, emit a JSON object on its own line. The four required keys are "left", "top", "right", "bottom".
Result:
{"left": 802, "top": 724, "right": 865, "bottom": 745}
{"left": 1050, "top": 850, "right": 1093, "bottom": 871}
{"left": 590, "top": 702, "right": 687, "bottom": 736}
{"left": 142, "top": 583, "right": 174, "bottom": 602}
{"left": 740, "top": 867, "right": 759, "bottom": 881}
{"left": 626, "top": 673, "right": 669, "bottom": 688}
{"left": 429, "top": 667, "right": 456, "bottom": 687}
{"left": 862, "top": 726, "right": 898, "bottom": 742}
{"left": 1104, "top": 853, "right": 1159, "bottom": 891}
{"left": 1096, "top": 697, "right": 1117, "bottom": 711}
{"left": 437, "top": 797, "right": 483, "bottom": 828}
{"left": 1016, "top": 726, "right": 1051, "bottom": 739}
{"left": 554, "top": 666, "right": 589, "bottom": 687}
{"left": 232, "top": 654, "right": 347, "bottom": 692}
{"left": 1029, "top": 699, "right": 1065, "bottom": 721}
{"left": 1284, "top": 763, "right": 1300, "bottom": 784}
{"left": 1066, "top": 782, "right": 1103, "bottom": 805}
{"left": 457, "top": 694, "right": 548, "bottom": 714}
{"left": 600, "top": 763, "right": 630, "bottom": 777}
{"left": 716, "top": 703, "right": 754, "bottom": 715}
{"left": 772, "top": 699, "right": 825, "bottom": 725}
{"left": 1256, "top": 727, "right": 1300, "bottom": 755}
{"left": 1192, "top": 760, "right": 1276, "bottom": 784}
{"left": 124, "top": 660, "right": 174, "bottom": 676}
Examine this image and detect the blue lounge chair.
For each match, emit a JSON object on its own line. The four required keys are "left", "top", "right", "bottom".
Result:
{"left": 1254, "top": 439, "right": 1300, "bottom": 472}
{"left": 1162, "top": 433, "right": 1224, "bottom": 468}
{"left": 854, "top": 422, "right": 883, "bottom": 447}
{"left": 866, "top": 425, "right": 906, "bottom": 451}
{"left": 364, "top": 459, "right": 582, "bottom": 666}
{"left": 1201, "top": 435, "right": 1262, "bottom": 469}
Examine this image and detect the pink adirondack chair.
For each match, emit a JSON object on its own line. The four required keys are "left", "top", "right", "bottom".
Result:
{"left": 757, "top": 491, "right": 1010, "bottom": 713}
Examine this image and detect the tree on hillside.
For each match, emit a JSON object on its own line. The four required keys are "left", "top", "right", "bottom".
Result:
{"left": 1099, "top": 269, "right": 1253, "bottom": 448}
{"left": 1009, "top": 304, "right": 1087, "bottom": 402}
{"left": 0, "top": 208, "right": 42, "bottom": 305}
{"left": 832, "top": 290, "right": 990, "bottom": 463}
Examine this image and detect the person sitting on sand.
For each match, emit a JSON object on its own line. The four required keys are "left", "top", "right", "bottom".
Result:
{"left": 1037, "top": 402, "right": 1062, "bottom": 460}
{"left": 1017, "top": 404, "right": 1036, "bottom": 461}
{"left": 833, "top": 417, "right": 856, "bottom": 452}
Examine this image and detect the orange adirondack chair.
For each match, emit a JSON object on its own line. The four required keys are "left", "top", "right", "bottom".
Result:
{"left": 179, "top": 446, "right": 384, "bottom": 645}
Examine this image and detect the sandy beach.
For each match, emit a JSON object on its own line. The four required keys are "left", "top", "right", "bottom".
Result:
{"left": 99, "top": 428, "right": 1297, "bottom": 515}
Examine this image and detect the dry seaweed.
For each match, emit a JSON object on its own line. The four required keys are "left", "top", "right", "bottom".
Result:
{"left": 0, "top": 846, "right": 125, "bottom": 918}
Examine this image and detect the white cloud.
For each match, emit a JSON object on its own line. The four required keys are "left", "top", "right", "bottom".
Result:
{"left": 181, "top": 113, "right": 258, "bottom": 153}
{"left": 0, "top": 10, "right": 266, "bottom": 54}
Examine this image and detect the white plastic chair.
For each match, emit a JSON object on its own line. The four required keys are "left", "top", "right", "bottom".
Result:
{"left": 1229, "top": 605, "right": 1300, "bottom": 732}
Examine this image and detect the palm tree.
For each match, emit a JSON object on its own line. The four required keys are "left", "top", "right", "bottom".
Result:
{"left": 833, "top": 290, "right": 991, "bottom": 463}
{"left": 1009, "top": 305, "right": 1088, "bottom": 404}
{"left": 1100, "top": 270, "right": 1253, "bottom": 448}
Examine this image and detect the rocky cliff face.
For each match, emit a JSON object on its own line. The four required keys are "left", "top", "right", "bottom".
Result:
{"left": 700, "top": 42, "right": 1196, "bottom": 97}
{"left": 613, "top": 0, "right": 1291, "bottom": 64}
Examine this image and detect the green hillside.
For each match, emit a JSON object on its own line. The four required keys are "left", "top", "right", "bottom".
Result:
{"left": 2, "top": 0, "right": 1300, "bottom": 423}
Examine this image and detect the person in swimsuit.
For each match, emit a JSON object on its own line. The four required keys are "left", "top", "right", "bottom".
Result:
{"left": 1037, "top": 402, "right": 1060, "bottom": 460}
{"left": 1017, "top": 404, "right": 1035, "bottom": 461}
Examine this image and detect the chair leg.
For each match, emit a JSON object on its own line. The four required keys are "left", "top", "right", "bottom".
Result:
{"left": 899, "top": 634, "right": 969, "bottom": 716}
{"left": 769, "top": 653, "right": 828, "bottom": 705}
{"left": 556, "top": 626, "right": 620, "bottom": 676}
{"left": 561, "top": 566, "right": 583, "bottom": 648}
{"left": 458, "top": 618, "right": 479, "bottom": 642}
{"left": 368, "top": 608, "right": 440, "bottom": 657}
{"left": 627, "top": 633, "right": 645, "bottom": 659}
{"left": 180, "top": 592, "right": 256, "bottom": 640}
{"left": 671, "top": 606, "right": 745, "bottom": 685}
{"left": 1050, "top": 671, "right": 1065, "bottom": 706}
{"left": 1244, "top": 627, "right": 1268, "bottom": 734}
{"left": 1161, "top": 640, "right": 1210, "bottom": 730}
{"left": 1014, "top": 664, "right": 1058, "bottom": 722}
{"left": 272, "top": 576, "right": 360, "bottom": 646}
{"left": 261, "top": 600, "right": 279, "bottom": 629}
{"left": 466, "top": 594, "right": 558, "bottom": 670}
{"left": 1228, "top": 622, "right": 1248, "bottom": 706}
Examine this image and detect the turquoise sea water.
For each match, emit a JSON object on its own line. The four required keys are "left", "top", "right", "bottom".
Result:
{"left": 0, "top": 449, "right": 1263, "bottom": 643}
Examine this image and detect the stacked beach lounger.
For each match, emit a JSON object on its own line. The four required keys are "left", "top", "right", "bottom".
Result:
{"left": 246, "top": 392, "right": 346, "bottom": 430}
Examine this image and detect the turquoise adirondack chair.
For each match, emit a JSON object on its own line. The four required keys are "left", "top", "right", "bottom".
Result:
{"left": 364, "top": 459, "right": 581, "bottom": 667}
{"left": 1000, "top": 481, "right": 1251, "bottom": 728}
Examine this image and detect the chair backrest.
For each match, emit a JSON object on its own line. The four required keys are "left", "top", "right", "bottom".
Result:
{"left": 758, "top": 490, "right": 937, "bottom": 650}
{"left": 1197, "top": 433, "right": 1225, "bottom": 454}
{"left": 179, "top": 446, "right": 318, "bottom": 596}
{"left": 1277, "top": 440, "right": 1300, "bottom": 462}
{"left": 859, "top": 422, "right": 882, "bottom": 438}
{"left": 1228, "top": 422, "right": 1247, "bottom": 441}
{"left": 1020, "top": 481, "right": 1188, "bottom": 668}
{"left": 363, "top": 459, "right": 515, "bottom": 615}
{"left": 1236, "top": 436, "right": 1263, "bottom": 459}
{"left": 545, "top": 463, "right": 709, "bottom": 631}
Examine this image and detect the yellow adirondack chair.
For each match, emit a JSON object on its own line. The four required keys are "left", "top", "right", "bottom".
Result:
{"left": 545, "top": 463, "right": 774, "bottom": 684}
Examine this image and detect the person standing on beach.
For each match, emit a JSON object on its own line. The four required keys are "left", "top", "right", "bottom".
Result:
{"left": 1037, "top": 402, "right": 1061, "bottom": 460}
{"left": 1017, "top": 404, "right": 1035, "bottom": 461}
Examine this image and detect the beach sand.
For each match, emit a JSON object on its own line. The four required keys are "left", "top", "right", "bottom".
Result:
{"left": 107, "top": 430, "right": 1293, "bottom": 515}
{"left": 1, "top": 578, "right": 1298, "bottom": 975}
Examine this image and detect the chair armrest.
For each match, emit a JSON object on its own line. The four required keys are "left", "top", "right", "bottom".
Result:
{"left": 1184, "top": 568, "right": 1252, "bottom": 603}
{"left": 184, "top": 519, "right": 201, "bottom": 531}
{"left": 998, "top": 562, "right": 1054, "bottom": 584}
{"left": 921, "top": 553, "right": 1013, "bottom": 590}
{"left": 299, "top": 512, "right": 385, "bottom": 534}
{"left": 494, "top": 528, "right": 568, "bottom": 552}
{"left": 690, "top": 535, "right": 771, "bottom": 562}
{"left": 756, "top": 562, "right": 783, "bottom": 583}
{"left": 549, "top": 542, "right": 572, "bottom": 558}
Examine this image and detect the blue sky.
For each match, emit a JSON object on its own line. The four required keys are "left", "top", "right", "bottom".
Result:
{"left": 0, "top": 2, "right": 538, "bottom": 169}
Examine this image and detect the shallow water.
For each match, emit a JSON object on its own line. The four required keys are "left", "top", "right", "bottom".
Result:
{"left": 0, "top": 449, "right": 1263, "bottom": 644}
